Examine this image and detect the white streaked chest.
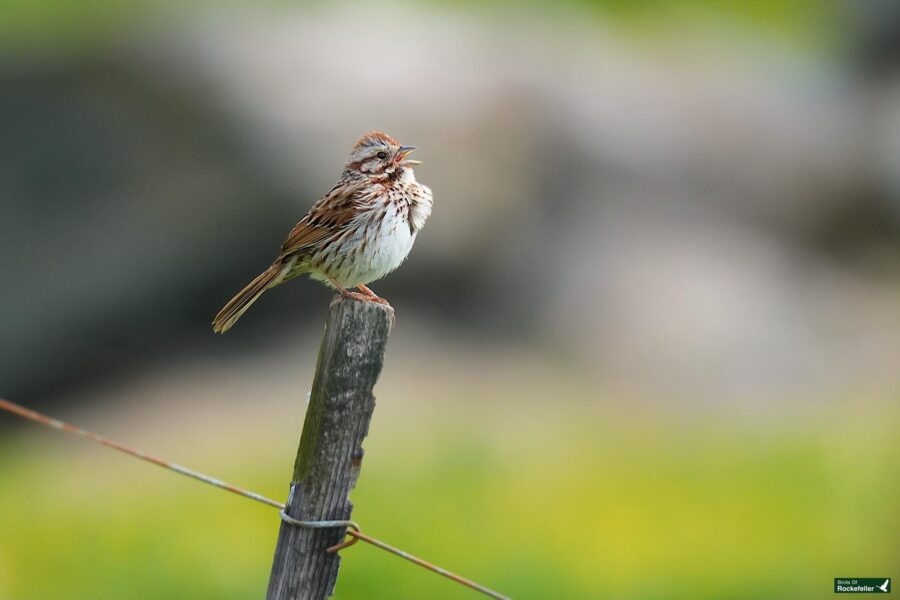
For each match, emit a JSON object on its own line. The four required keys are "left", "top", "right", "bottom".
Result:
{"left": 315, "top": 175, "right": 431, "bottom": 287}
{"left": 364, "top": 201, "right": 418, "bottom": 280}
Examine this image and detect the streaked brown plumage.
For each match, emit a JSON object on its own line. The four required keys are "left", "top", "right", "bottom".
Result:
{"left": 212, "top": 131, "right": 432, "bottom": 333}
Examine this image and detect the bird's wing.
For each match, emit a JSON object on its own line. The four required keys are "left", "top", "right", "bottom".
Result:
{"left": 279, "top": 179, "right": 371, "bottom": 256}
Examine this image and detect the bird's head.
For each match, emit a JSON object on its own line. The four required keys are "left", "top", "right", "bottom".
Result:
{"left": 344, "top": 131, "right": 420, "bottom": 180}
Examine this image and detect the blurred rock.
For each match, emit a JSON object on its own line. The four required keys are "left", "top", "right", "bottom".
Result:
{"left": 0, "top": 57, "right": 301, "bottom": 399}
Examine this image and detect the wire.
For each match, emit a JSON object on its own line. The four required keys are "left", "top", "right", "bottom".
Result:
{"left": 0, "top": 397, "right": 510, "bottom": 600}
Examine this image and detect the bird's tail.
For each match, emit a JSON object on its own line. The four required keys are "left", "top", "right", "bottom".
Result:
{"left": 212, "top": 262, "right": 284, "bottom": 333}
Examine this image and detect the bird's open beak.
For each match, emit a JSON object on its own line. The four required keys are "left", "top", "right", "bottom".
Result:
{"left": 396, "top": 146, "right": 422, "bottom": 166}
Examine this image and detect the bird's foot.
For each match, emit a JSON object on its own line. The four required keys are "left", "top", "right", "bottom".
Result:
{"left": 343, "top": 291, "right": 375, "bottom": 303}
{"left": 329, "top": 278, "right": 391, "bottom": 306}
{"left": 357, "top": 285, "right": 392, "bottom": 306}
{"left": 329, "top": 278, "right": 371, "bottom": 303}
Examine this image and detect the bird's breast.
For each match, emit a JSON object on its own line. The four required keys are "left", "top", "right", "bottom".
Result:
{"left": 309, "top": 179, "right": 431, "bottom": 288}
{"left": 361, "top": 201, "right": 418, "bottom": 276}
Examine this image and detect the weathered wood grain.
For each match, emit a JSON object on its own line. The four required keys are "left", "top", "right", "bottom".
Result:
{"left": 266, "top": 297, "right": 393, "bottom": 600}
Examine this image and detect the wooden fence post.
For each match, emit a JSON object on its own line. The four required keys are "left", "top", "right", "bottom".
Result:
{"left": 266, "top": 297, "right": 393, "bottom": 600}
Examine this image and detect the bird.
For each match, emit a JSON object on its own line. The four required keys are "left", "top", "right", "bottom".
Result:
{"left": 212, "top": 131, "right": 432, "bottom": 333}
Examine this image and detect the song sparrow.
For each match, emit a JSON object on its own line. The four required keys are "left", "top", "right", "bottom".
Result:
{"left": 212, "top": 131, "right": 432, "bottom": 333}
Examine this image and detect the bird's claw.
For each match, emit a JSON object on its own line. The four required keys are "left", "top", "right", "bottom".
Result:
{"left": 343, "top": 291, "right": 372, "bottom": 303}
{"left": 340, "top": 291, "right": 390, "bottom": 307}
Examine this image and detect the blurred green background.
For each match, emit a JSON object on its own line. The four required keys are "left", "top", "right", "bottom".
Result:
{"left": 1, "top": 0, "right": 899, "bottom": 598}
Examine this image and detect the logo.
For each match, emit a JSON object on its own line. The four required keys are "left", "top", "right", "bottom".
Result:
{"left": 835, "top": 578, "right": 891, "bottom": 593}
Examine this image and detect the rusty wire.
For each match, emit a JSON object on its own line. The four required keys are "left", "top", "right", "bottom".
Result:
{"left": 0, "top": 397, "right": 510, "bottom": 600}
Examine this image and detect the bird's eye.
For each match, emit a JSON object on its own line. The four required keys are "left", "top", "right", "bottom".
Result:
{"left": 376, "top": 151, "right": 387, "bottom": 159}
